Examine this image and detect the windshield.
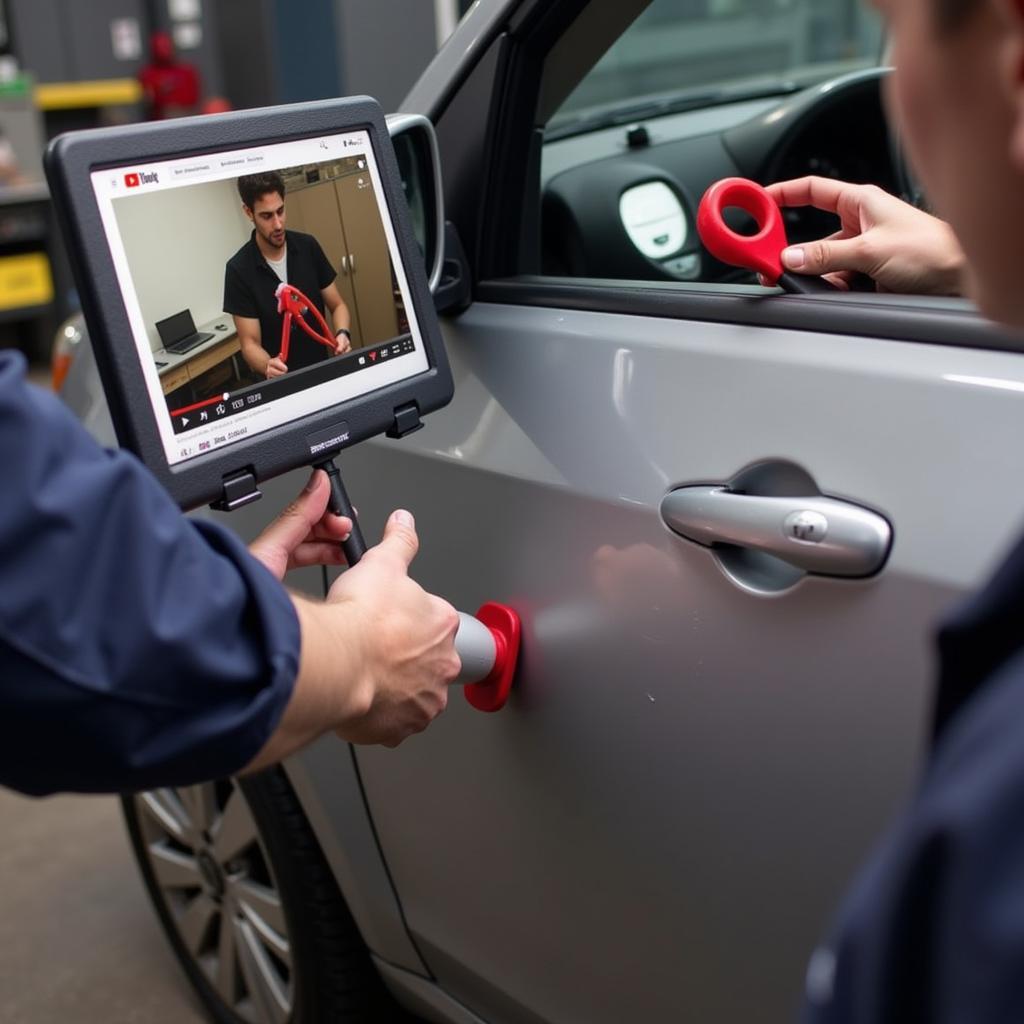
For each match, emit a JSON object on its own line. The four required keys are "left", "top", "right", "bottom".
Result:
{"left": 549, "top": 0, "right": 885, "bottom": 135}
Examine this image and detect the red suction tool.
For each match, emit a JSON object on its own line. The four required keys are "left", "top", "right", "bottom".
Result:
{"left": 696, "top": 177, "right": 835, "bottom": 293}
{"left": 458, "top": 602, "right": 522, "bottom": 713}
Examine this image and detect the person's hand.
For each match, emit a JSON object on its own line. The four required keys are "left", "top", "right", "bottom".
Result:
{"left": 765, "top": 176, "right": 965, "bottom": 295}
{"left": 266, "top": 356, "right": 288, "bottom": 378}
{"left": 249, "top": 469, "right": 352, "bottom": 580}
{"left": 327, "top": 509, "right": 461, "bottom": 747}
{"left": 334, "top": 332, "right": 351, "bottom": 355}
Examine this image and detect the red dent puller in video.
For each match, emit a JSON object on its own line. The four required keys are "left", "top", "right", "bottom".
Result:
{"left": 317, "top": 464, "right": 521, "bottom": 713}
{"left": 276, "top": 283, "right": 340, "bottom": 364}
{"left": 696, "top": 177, "right": 835, "bottom": 294}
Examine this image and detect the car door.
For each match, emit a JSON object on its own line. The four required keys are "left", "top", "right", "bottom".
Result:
{"left": 333, "top": 2, "right": 1024, "bottom": 1022}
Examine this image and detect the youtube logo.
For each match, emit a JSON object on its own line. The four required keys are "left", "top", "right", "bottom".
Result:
{"left": 124, "top": 172, "right": 140, "bottom": 187}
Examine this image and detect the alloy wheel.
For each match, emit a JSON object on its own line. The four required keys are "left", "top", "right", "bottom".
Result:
{"left": 133, "top": 780, "right": 293, "bottom": 1024}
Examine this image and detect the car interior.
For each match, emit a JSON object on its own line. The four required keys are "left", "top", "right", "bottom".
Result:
{"left": 534, "top": 0, "right": 898, "bottom": 289}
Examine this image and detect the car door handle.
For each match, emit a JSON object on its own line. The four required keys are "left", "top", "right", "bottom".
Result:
{"left": 660, "top": 486, "right": 892, "bottom": 578}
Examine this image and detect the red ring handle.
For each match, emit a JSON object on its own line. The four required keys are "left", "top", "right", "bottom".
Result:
{"left": 696, "top": 178, "right": 788, "bottom": 285}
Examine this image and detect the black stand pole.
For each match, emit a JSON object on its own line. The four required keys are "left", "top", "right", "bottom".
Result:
{"left": 317, "top": 458, "right": 367, "bottom": 566}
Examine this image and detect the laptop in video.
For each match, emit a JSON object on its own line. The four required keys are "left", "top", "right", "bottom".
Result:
{"left": 156, "top": 309, "right": 214, "bottom": 354}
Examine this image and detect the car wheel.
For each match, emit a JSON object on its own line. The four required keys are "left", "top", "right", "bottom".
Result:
{"left": 122, "top": 768, "right": 411, "bottom": 1023}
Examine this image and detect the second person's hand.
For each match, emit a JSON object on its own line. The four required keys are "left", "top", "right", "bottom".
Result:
{"left": 766, "top": 176, "right": 965, "bottom": 295}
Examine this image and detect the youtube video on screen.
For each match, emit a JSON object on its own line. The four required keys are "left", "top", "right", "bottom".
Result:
{"left": 95, "top": 128, "right": 429, "bottom": 466}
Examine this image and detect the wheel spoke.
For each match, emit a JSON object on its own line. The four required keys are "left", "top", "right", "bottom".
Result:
{"left": 212, "top": 788, "right": 258, "bottom": 863}
{"left": 236, "top": 884, "right": 290, "bottom": 966}
{"left": 233, "top": 880, "right": 286, "bottom": 942}
{"left": 216, "top": 907, "right": 241, "bottom": 1004}
{"left": 180, "top": 783, "right": 219, "bottom": 834}
{"left": 237, "top": 919, "right": 291, "bottom": 1024}
{"left": 139, "top": 789, "right": 195, "bottom": 844}
{"left": 148, "top": 844, "right": 203, "bottom": 891}
{"left": 177, "top": 893, "right": 218, "bottom": 956}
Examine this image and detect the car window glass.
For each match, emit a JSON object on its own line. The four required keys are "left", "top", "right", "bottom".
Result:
{"left": 537, "top": 0, "right": 888, "bottom": 289}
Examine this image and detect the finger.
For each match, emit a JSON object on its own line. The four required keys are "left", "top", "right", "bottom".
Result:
{"left": 780, "top": 236, "right": 871, "bottom": 278}
{"left": 288, "top": 541, "right": 349, "bottom": 569}
{"left": 371, "top": 509, "right": 419, "bottom": 570}
{"left": 254, "top": 471, "right": 331, "bottom": 553}
{"left": 311, "top": 516, "right": 353, "bottom": 541}
{"left": 766, "top": 175, "right": 854, "bottom": 214}
{"left": 823, "top": 271, "right": 853, "bottom": 290}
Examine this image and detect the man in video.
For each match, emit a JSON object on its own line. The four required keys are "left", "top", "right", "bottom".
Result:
{"left": 224, "top": 171, "right": 352, "bottom": 379}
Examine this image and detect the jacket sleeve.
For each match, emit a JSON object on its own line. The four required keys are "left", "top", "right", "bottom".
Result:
{"left": 0, "top": 352, "right": 300, "bottom": 796}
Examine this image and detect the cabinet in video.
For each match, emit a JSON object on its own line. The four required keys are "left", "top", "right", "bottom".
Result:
{"left": 111, "top": 157, "right": 412, "bottom": 440}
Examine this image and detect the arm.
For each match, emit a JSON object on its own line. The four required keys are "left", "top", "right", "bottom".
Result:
{"left": 0, "top": 355, "right": 458, "bottom": 794}
{"left": 766, "top": 176, "right": 965, "bottom": 295}
{"left": 234, "top": 313, "right": 288, "bottom": 379}
{"left": 321, "top": 282, "right": 352, "bottom": 354}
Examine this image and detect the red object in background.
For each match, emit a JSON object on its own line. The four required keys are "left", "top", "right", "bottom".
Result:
{"left": 138, "top": 31, "right": 200, "bottom": 120}
{"left": 200, "top": 97, "right": 232, "bottom": 115}
{"left": 697, "top": 177, "right": 789, "bottom": 284}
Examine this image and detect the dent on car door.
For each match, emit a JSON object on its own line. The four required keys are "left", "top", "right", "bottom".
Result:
{"left": 343, "top": 6, "right": 1024, "bottom": 1024}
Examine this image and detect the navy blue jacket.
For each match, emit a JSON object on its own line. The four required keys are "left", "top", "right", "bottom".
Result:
{"left": 0, "top": 351, "right": 299, "bottom": 796}
{"left": 803, "top": 530, "right": 1024, "bottom": 1023}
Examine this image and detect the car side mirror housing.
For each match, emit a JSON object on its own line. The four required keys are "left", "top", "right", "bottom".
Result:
{"left": 387, "top": 112, "right": 470, "bottom": 314}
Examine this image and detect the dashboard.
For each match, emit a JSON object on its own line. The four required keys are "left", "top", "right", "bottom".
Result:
{"left": 540, "top": 67, "right": 897, "bottom": 285}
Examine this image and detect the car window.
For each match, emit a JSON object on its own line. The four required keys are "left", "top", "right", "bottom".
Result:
{"left": 536, "top": 0, "right": 887, "bottom": 287}
{"left": 548, "top": 0, "right": 883, "bottom": 136}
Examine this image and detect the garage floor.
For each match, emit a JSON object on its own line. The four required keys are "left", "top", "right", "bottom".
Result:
{"left": 0, "top": 788, "right": 206, "bottom": 1023}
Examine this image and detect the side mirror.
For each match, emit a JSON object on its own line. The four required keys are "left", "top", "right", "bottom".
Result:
{"left": 387, "top": 112, "right": 470, "bottom": 313}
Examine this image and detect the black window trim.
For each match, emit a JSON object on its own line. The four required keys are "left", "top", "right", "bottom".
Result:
{"left": 476, "top": 277, "right": 1024, "bottom": 355}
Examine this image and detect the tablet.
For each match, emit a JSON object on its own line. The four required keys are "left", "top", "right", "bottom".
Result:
{"left": 45, "top": 97, "right": 453, "bottom": 511}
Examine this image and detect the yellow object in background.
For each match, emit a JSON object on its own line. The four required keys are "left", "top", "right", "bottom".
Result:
{"left": 34, "top": 78, "right": 142, "bottom": 111}
{"left": 0, "top": 252, "right": 53, "bottom": 310}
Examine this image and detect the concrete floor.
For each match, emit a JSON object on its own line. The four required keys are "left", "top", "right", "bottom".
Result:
{"left": 0, "top": 788, "right": 206, "bottom": 1023}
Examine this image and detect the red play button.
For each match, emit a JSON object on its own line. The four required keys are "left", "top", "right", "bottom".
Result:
{"left": 124, "top": 172, "right": 140, "bottom": 187}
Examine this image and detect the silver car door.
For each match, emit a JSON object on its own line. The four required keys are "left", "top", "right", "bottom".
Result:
{"left": 331, "top": 2, "right": 1024, "bottom": 1022}
{"left": 342, "top": 297, "right": 1024, "bottom": 1024}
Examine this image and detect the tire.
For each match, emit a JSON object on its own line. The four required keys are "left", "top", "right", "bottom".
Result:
{"left": 122, "top": 768, "right": 415, "bottom": 1023}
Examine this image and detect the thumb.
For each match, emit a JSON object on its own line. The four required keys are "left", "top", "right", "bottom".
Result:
{"left": 782, "top": 237, "right": 869, "bottom": 278}
{"left": 375, "top": 509, "right": 419, "bottom": 570}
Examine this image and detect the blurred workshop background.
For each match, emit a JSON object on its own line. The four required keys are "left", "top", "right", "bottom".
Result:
{"left": 0, "top": 0, "right": 471, "bottom": 382}
{"left": 0, "top": 4, "right": 466, "bottom": 1021}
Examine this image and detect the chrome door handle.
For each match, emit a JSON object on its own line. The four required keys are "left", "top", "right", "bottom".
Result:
{"left": 340, "top": 255, "right": 350, "bottom": 275}
{"left": 660, "top": 487, "right": 892, "bottom": 577}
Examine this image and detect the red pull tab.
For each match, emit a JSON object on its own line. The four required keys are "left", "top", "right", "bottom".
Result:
{"left": 696, "top": 178, "right": 788, "bottom": 285}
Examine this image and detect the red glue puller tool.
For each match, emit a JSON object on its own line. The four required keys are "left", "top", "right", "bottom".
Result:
{"left": 276, "top": 283, "right": 341, "bottom": 364}
{"left": 316, "top": 462, "right": 521, "bottom": 713}
{"left": 696, "top": 177, "right": 836, "bottom": 294}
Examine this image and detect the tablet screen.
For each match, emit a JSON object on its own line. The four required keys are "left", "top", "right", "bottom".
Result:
{"left": 91, "top": 127, "right": 430, "bottom": 467}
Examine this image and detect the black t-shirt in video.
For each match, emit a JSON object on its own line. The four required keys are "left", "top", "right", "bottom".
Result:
{"left": 223, "top": 229, "right": 337, "bottom": 372}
